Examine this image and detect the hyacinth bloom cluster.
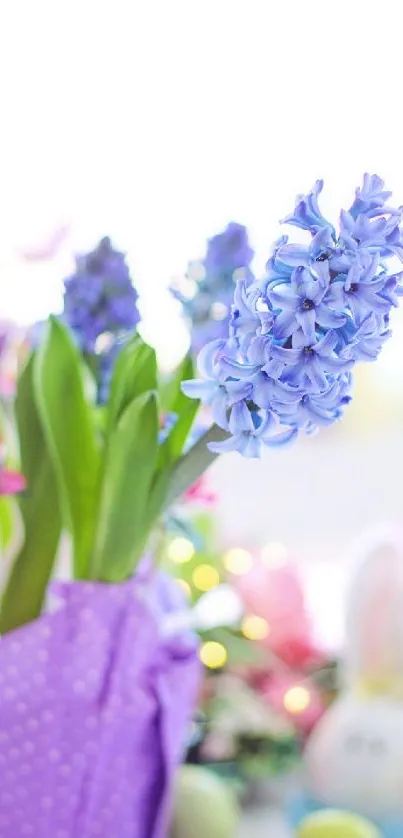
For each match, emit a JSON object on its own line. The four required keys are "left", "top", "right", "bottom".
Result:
{"left": 63, "top": 237, "right": 140, "bottom": 402}
{"left": 171, "top": 222, "right": 254, "bottom": 351}
{"left": 183, "top": 175, "right": 403, "bottom": 457}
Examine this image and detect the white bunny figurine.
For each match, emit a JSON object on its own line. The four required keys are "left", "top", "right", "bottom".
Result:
{"left": 304, "top": 528, "right": 403, "bottom": 820}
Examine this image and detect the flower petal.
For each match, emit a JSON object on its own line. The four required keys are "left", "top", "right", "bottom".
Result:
{"left": 263, "top": 426, "right": 298, "bottom": 447}
{"left": 181, "top": 379, "right": 217, "bottom": 401}
{"left": 305, "top": 358, "right": 329, "bottom": 391}
{"left": 238, "top": 435, "right": 262, "bottom": 458}
{"left": 207, "top": 434, "right": 239, "bottom": 454}
{"left": 270, "top": 345, "right": 301, "bottom": 364}
{"left": 229, "top": 401, "right": 254, "bottom": 434}
{"left": 315, "top": 329, "right": 337, "bottom": 354}
{"left": 197, "top": 339, "right": 226, "bottom": 377}
{"left": 315, "top": 305, "right": 346, "bottom": 329}
{"left": 275, "top": 244, "right": 311, "bottom": 267}
{"left": 324, "top": 282, "right": 346, "bottom": 309}
{"left": 219, "top": 356, "right": 259, "bottom": 380}
{"left": 273, "top": 309, "right": 298, "bottom": 340}
{"left": 268, "top": 286, "right": 299, "bottom": 311}
{"left": 212, "top": 390, "right": 230, "bottom": 429}
{"left": 295, "top": 308, "right": 316, "bottom": 342}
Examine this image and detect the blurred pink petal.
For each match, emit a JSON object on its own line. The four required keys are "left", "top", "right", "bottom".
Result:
{"left": 0, "top": 469, "right": 26, "bottom": 495}
{"left": 18, "top": 224, "right": 70, "bottom": 262}
{"left": 0, "top": 374, "right": 16, "bottom": 398}
{"left": 234, "top": 560, "right": 325, "bottom": 668}
{"left": 269, "top": 633, "right": 325, "bottom": 670}
{"left": 182, "top": 476, "right": 217, "bottom": 506}
{"left": 234, "top": 561, "right": 306, "bottom": 623}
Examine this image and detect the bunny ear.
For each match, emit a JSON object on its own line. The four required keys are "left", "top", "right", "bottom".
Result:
{"left": 345, "top": 525, "right": 403, "bottom": 686}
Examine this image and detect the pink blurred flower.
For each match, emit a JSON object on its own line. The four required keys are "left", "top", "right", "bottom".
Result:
{"left": 234, "top": 559, "right": 325, "bottom": 669}
{"left": 182, "top": 476, "right": 217, "bottom": 506}
{"left": 272, "top": 634, "right": 324, "bottom": 670}
{"left": 17, "top": 224, "right": 70, "bottom": 262}
{"left": 0, "top": 469, "right": 26, "bottom": 496}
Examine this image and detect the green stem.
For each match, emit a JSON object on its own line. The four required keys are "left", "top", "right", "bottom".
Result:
{"left": 164, "top": 423, "right": 228, "bottom": 509}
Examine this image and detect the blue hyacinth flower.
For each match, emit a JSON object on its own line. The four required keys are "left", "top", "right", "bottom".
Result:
{"left": 281, "top": 180, "right": 335, "bottom": 235}
{"left": 63, "top": 237, "right": 141, "bottom": 403}
{"left": 182, "top": 174, "right": 403, "bottom": 456}
{"left": 268, "top": 265, "right": 346, "bottom": 342}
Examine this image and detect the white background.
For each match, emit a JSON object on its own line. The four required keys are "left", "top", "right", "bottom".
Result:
{"left": 2, "top": 0, "right": 403, "bottom": 360}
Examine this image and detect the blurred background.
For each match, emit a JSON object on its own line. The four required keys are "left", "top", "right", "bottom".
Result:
{"left": 1, "top": 2, "right": 403, "bottom": 835}
{"left": 2, "top": 0, "right": 403, "bottom": 646}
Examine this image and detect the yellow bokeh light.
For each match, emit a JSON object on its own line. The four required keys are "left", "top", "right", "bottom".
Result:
{"left": 175, "top": 578, "right": 191, "bottom": 598}
{"left": 200, "top": 641, "right": 227, "bottom": 670}
{"left": 261, "top": 541, "right": 288, "bottom": 568}
{"left": 242, "top": 615, "right": 270, "bottom": 640}
{"left": 283, "top": 686, "right": 311, "bottom": 715}
{"left": 192, "top": 564, "right": 220, "bottom": 592}
{"left": 223, "top": 547, "right": 253, "bottom": 576}
{"left": 167, "top": 537, "right": 195, "bottom": 564}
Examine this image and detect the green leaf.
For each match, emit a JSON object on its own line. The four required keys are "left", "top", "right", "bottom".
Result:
{"left": 91, "top": 391, "right": 159, "bottom": 581}
{"left": 159, "top": 354, "right": 200, "bottom": 464}
{"left": 0, "top": 497, "right": 16, "bottom": 552}
{"left": 0, "top": 356, "right": 62, "bottom": 633}
{"left": 164, "top": 423, "right": 228, "bottom": 508}
{"left": 107, "top": 336, "right": 157, "bottom": 430}
{"left": 143, "top": 467, "right": 172, "bottom": 534}
{"left": 34, "top": 318, "right": 101, "bottom": 578}
{"left": 159, "top": 355, "right": 190, "bottom": 413}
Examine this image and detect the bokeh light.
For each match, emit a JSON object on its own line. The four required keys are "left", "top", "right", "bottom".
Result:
{"left": 199, "top": 641, "right": 228, "bottom": 670}
{"left": 223, "top": 547, "right": 253, "bottom": 576}
{"left": 167, "top": 537, "right": 195, "bottom": 564}
{"left": 261, "top": 541, "right": 288, "bottom": 569}
{"left": 283, "top": 686, "right": 311, "bottom": 715}
{"left": 192, "top": 564, "right": 220, "bottom": 592}
{"left": 242, "top": 615, "right": 270, "bottom": 641}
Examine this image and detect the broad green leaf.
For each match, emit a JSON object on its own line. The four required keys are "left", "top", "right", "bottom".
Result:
{"left": 0, "top": 497, "right": 15, "bottom": 551}
{"left": 159, "top": 356, "right": 190, "bottom": 413}
{"left": 0, "top": 356, "right": 61, "bottom": 633}
{"left": 34, "top": 318, "right": 100, "bottom": 578}
{"left": 107, "top": 336, "right": 157, "bottom": 430}
{"left": 159, "top": 354, "right": 200, "bottom": 464}
{"left": 143, "top": 467, "right": 172, "bottom": 535}
{"left": 107, "top": 335, "right": 141, "bottom": 426}
{"left": 91, "top": 391, "right": 159, "bottom": 581}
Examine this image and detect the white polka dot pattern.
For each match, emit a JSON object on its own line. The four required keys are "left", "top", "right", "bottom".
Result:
{"left": 0, "top": 574, "right": 200, "bottom": 837}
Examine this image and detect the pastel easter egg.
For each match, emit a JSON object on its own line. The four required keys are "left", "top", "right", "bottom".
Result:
{"left": 298, "top": 809, "right": 381, "bottom": 838}
{"left": 170, "top": 765, "right": 239, "bottom": 838}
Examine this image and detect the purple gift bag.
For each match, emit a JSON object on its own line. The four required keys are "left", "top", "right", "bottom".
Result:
{"left": 0, "top": 572, "right": 200, "bottom": 838}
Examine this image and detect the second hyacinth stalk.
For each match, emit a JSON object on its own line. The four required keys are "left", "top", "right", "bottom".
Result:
{"left": 63, "top": 236, "right": 141, "bottom": 403}
{"left": 171, "top": 222, "right": 254, "bottom": 352}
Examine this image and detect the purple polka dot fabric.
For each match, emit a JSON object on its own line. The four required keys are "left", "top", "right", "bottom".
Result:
{"left": 0, "top": 573, "right": 200, "bottom": 837}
